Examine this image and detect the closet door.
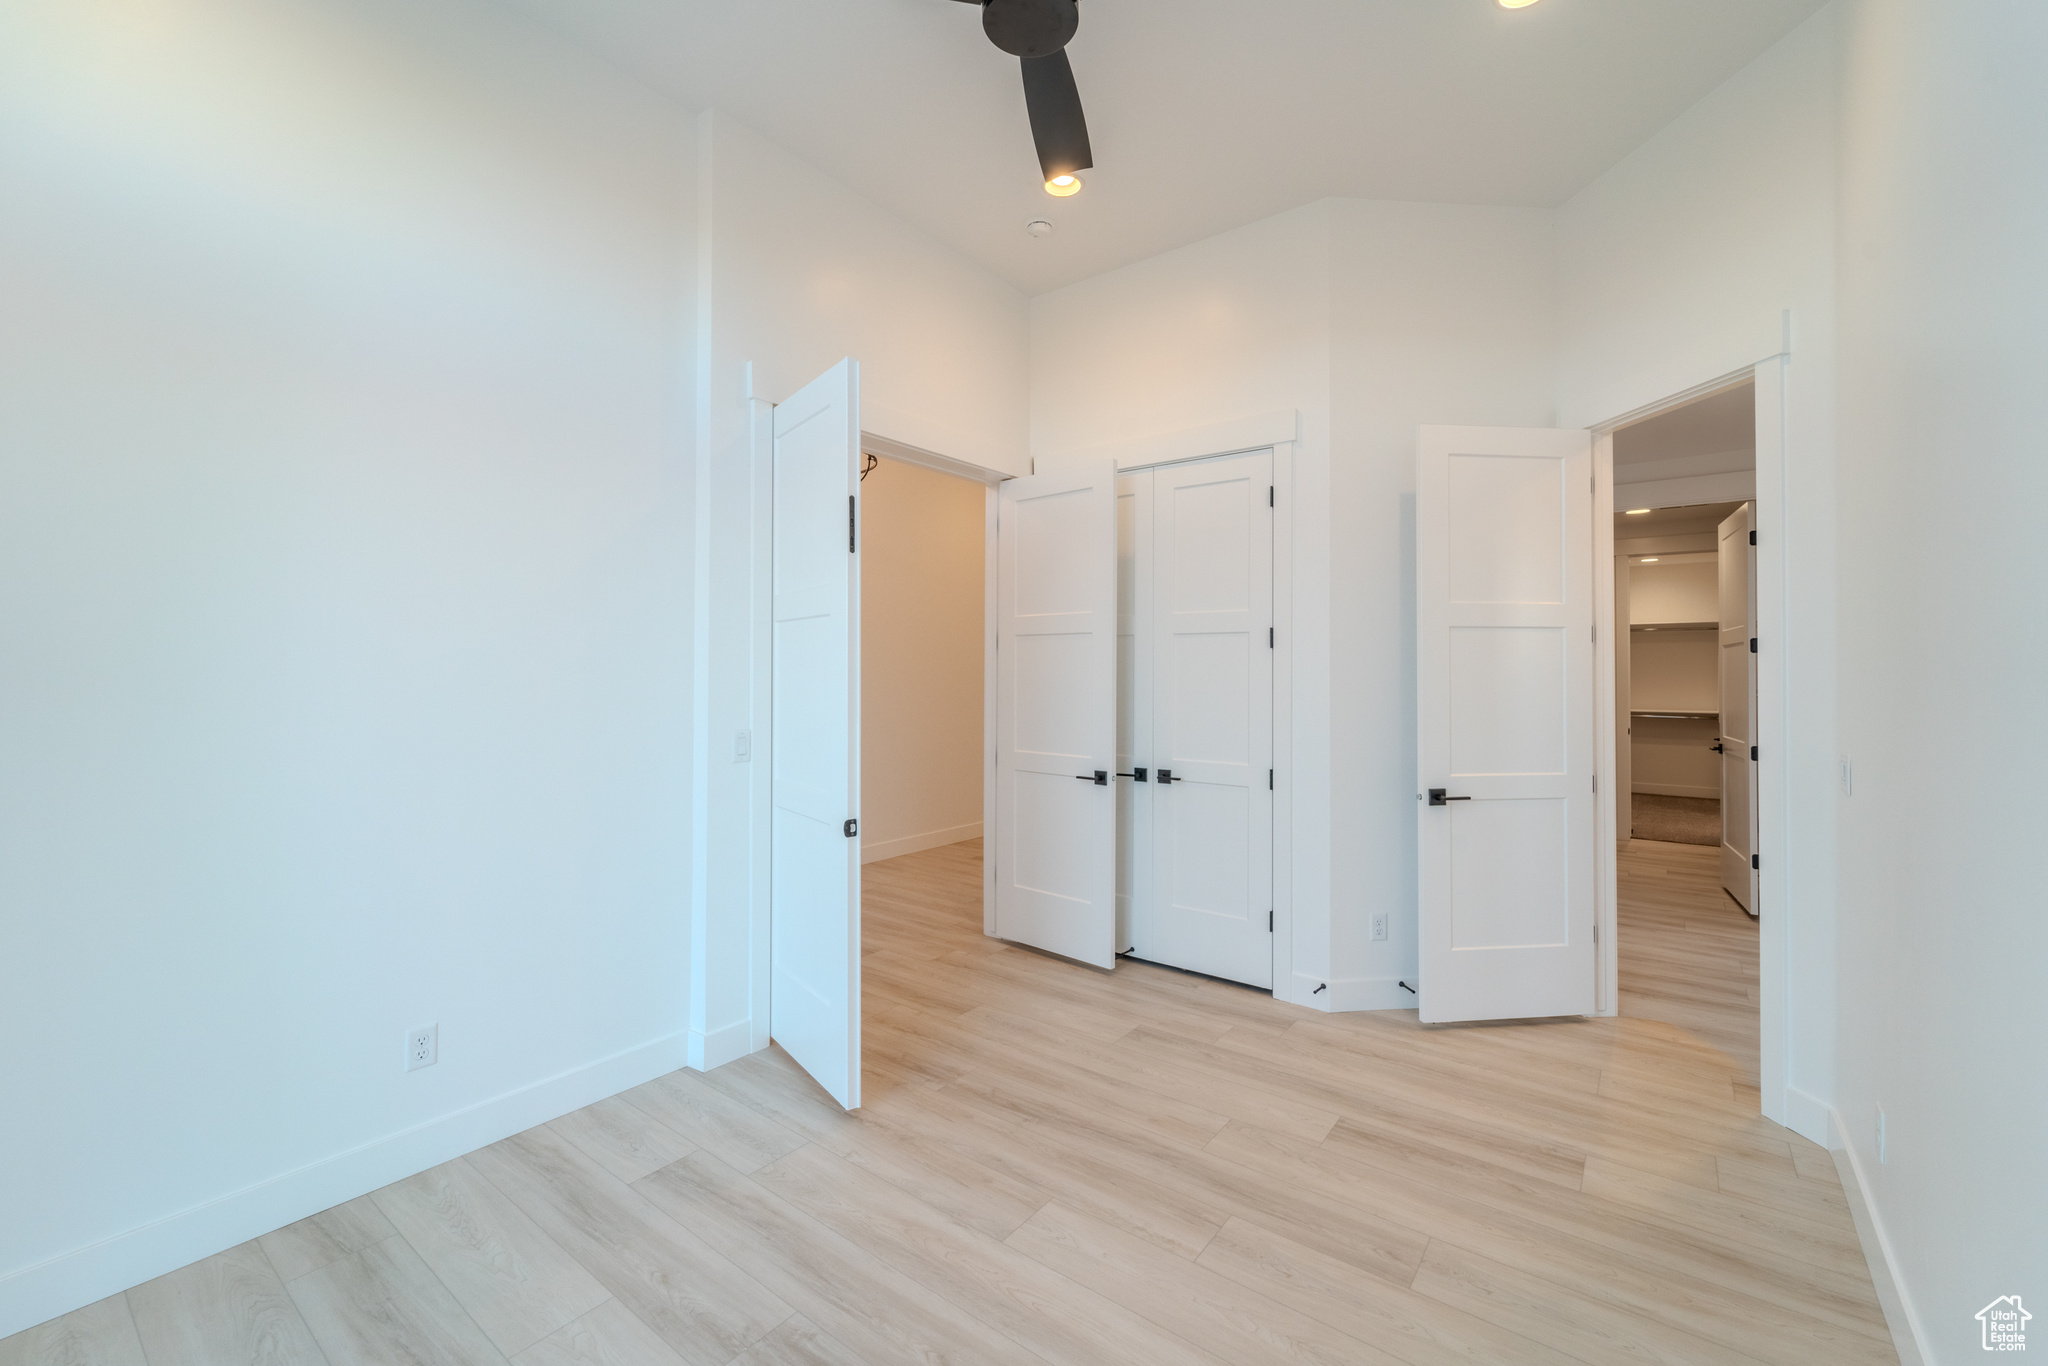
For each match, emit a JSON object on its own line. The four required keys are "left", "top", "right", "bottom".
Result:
{"left": 1114, "top": 470, "right": 1153, "bottom": 955}
{"left": 994, "top": 462, "right": 1119, "bottom": 968}
{"left": 1139, "top": 450, "right": 1274, "bottom": 988}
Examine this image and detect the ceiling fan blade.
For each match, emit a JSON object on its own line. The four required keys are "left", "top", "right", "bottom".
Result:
{"left": 1020, "top": 50, "right": 1092, "bottom": 181}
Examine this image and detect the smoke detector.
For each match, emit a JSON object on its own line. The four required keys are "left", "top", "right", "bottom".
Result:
{"left": 1026, "top": 219, "right": 1054, "bottom": 237}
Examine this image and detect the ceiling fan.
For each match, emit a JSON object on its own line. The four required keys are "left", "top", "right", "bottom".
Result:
{"left": 950, "top": 0, "right": 1092, "bottom": 194}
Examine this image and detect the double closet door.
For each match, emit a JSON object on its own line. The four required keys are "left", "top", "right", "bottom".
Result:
{"left": 1115, "top": 450, "right": 1275, "bottom": 989}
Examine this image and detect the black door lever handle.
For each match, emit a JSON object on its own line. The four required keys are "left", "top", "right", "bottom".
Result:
{"left": 1075, "top": 770, "right": 1108, "bottom": 786}
{"left": 1116, "top": 769, "right": 1148, "bottom": 782}
{"left": 1427, "top": 788, "right": 1471, "bottom": 806}
{"left": 1156, "top": 769, "right": 1176, "bottom": 784}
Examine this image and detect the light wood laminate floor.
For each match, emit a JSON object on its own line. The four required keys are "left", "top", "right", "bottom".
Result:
{"left": 4, "top": 837, "right": 1892, "bottom": 1366}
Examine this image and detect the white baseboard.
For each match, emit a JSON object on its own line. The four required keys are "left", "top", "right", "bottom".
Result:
{"left": 0, "top": 1031, "right": 689, "bottom": 1341}
{"left": 1831, "top": 1127, "right": 1931, "bottom": 1366}
{"left": 1783, "top": 1085, "right": 1835, "bottom": 1148}
{"left": 860, "top": 822, "right": 981, "bottom": 865}
{"left": 1307, "top": 974, "right": 1417, "bottom": 1013}
{"left": 1631, "top": 782, "right": 1721, "bottom": 799}
{"left": 688, "top": 1017, "right": 755, "bottom": 1072}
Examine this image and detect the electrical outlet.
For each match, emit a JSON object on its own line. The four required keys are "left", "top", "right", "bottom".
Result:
{"left": 735, "top": 730, "right": 752, "bottom": 763}
{"left": 1371, "top": 913, "right": 1389, "bottom": 942}
{"left": 405, "top": 1024, "right": 438, "bottom": 1072}
{"left": 1876, "top": 1105, "right": 1887, "bottom": 1164}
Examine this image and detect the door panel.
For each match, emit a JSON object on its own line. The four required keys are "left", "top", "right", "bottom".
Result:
{"left": 1114, "top": 472, "right": 1152, "bottom": 954}
{"left": 1718, "top": 503, "right": 1758, "bottom": 913}
{"left": 1140, "top": 450, "right": 1273, "bottom": 988}
{"left": 1418, "top": 426, "right": 1595, "bottom": 1023}
{"left": 771, "top": 359, "right": 860, "bottom": 1109}
{"left": 995, "top": 462, "right": 1118, "bottom": 967}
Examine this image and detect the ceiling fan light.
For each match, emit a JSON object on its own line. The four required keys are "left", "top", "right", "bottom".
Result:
{"left": 1045, "top": 174, "right": 1082, "bottom": 196}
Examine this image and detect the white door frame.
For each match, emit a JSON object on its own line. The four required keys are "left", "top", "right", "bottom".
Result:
{"left": 1591, "top": 357, "right": 1790, "bottom": 1126}
{"left": 758, "top": 410, "right": 1301, "bottom": 1027}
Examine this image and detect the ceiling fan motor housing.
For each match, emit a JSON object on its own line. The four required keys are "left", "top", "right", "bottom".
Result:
{"left": 982, "top": 0, "right": 1078, "bottom": 58}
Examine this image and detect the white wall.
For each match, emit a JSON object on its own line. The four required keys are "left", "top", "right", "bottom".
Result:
{"left": 1833, "top": 0, "right": 2048, "bottom": 1352}
{"left": 1030, "top": 199, "right": 1556, "bottom": 1009}
{"left": 0, "top": 0, "right": 698, "bottom": 1336}
{"left": 1327, "top": 200, "right": 1557, "bottom": 1004}
{"left": 859, "top": 457, "right": 985, "bottom": 863}
{"left": 1630, "top": 561, "right": 1719, "bottom": 623}
{"left": 690, "top": 111, "right": 1029, "bottom": 1068}
{"left": 1554, "top": 6, "right": 1840, "bottom": 1144}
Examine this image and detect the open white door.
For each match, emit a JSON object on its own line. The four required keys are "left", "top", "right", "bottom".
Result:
{"left": 1718, "top": 503, "right": 1758, "bottom": 914}
{"left": 995, "top": 461, "right": 1117, "bottom": 967}
{"left": 1417, "top": 425, "right": 1596, "bottom": 1023}
{"left": 771, "top": 359, "right": 860, "bottom": 1109}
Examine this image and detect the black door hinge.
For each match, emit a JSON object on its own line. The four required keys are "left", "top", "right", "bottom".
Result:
{"left": 1268, "top": 911, "right": 1273, "bottom": 932}
{"left": 849, "top": 496, "right": 856, "bottom": 553}
{"left": 1269, "top": 627, "right": 1274, "bottom": 649}
{"left": 1751, "top": 745, "right": 1758, "bottom": 761}
{"left": 1750, "top": 637, "right": 1758, "bottom": 654}
{"left": 1749, "top": 529, "right": 1757, "bottom": 546}
{"left": 1269, "top": 769, "right": 1274, "bottom": 790}
{"left": 844, "top": 819, "right": 858, "bottom": 837}
{"left": 1752, "top": 853, "right": 1760, "bottom": 870}
{"left": 1268, "top": 485, "right": 1274, "bottom": 507}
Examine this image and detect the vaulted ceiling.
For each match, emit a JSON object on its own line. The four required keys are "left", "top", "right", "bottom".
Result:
{"left": 499, "top": 0, "right": 1830, "bottom": 293}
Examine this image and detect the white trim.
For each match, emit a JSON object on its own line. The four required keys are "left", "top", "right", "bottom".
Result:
{"left": 0, "top": 1031, "right": 690, "bottom": 1342}
{"left": 861, "top": 822, "right": 982, "bottom": 865}
{"left": 1320, "top": 975, "right": 1414, "bottom": 1012}
{"left": 1593, "top": 432, "right": 1618, "bottom": 1017}
{"left": 1270, "top": 442, "right": 1298, "bottom": 1010}
{"left": 1612, "top": 470, "right": 1757, "bottom": 507}
{"left": 863, "top": 430, "right": 1012, "bottom": 486}
{"left": 1752, "top": 358, "right": 1789, "bottom": 1126}
{"left": 746, "top": 395, "right": 774, "bottom": 1060}
{"left": 687, "top": 1018, "right": 754, "bottom": 1073}
{"left": 1831, "top": 1134, "right": 1932, "bottom": 1366}
{"left": 1037, "top": 411, "right": 1299, "bottom": 473}
{"left": 1590, "top": 364, "right": 1762, "bottom": 435}
{"left": 1593, "top": 356, "right": 1790, "bottom": 1125}
{"left": 983, "top": 483, "right": 1000, "bottom": 936}
{"left": 1782, "top": 1085, "right": 1834, "bottom": 1147}
{"left": 1631, "top": 782, "right": 1722, "bottom": 800}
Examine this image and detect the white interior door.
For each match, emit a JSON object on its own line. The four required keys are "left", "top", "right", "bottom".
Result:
{"left": 995, "top": 461, "right": 1118, "bottom": 967}
{"left": 1718, "top": 503, "right": 1758, "bottom": 914}
{"left": 1114, "top": 470, "right": 1153, "bottom": 955}
{"left": 1417, "top": 425, "right": 1596, "bottom": 1023}
{"left": 1137, "top": 450, "right": 1273, "bottom": 987}
{"left": 771, "top": 359, "right": 860, "bottom": 1109}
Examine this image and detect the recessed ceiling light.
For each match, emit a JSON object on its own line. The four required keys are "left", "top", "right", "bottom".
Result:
{"left": 1498, "top": 0, "right": 1541, "bottom": 8}
{"left": 1045, "top": 174, "right": 1082, "bottom": 197}
{"left": 1624, "top": 508, "right": 1652, "bottom": 515}
{"left": 1026, "top": 219, "right": 1054, "bottom": 237}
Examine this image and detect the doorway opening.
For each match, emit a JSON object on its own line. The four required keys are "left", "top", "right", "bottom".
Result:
{"left": 1606, "top": 378, "right": 1763, "bottom": 1087}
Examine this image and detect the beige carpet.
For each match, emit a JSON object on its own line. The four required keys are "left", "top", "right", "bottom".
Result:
{"left": 1631, "top": 792, "right": 1721, "bottom": 845}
